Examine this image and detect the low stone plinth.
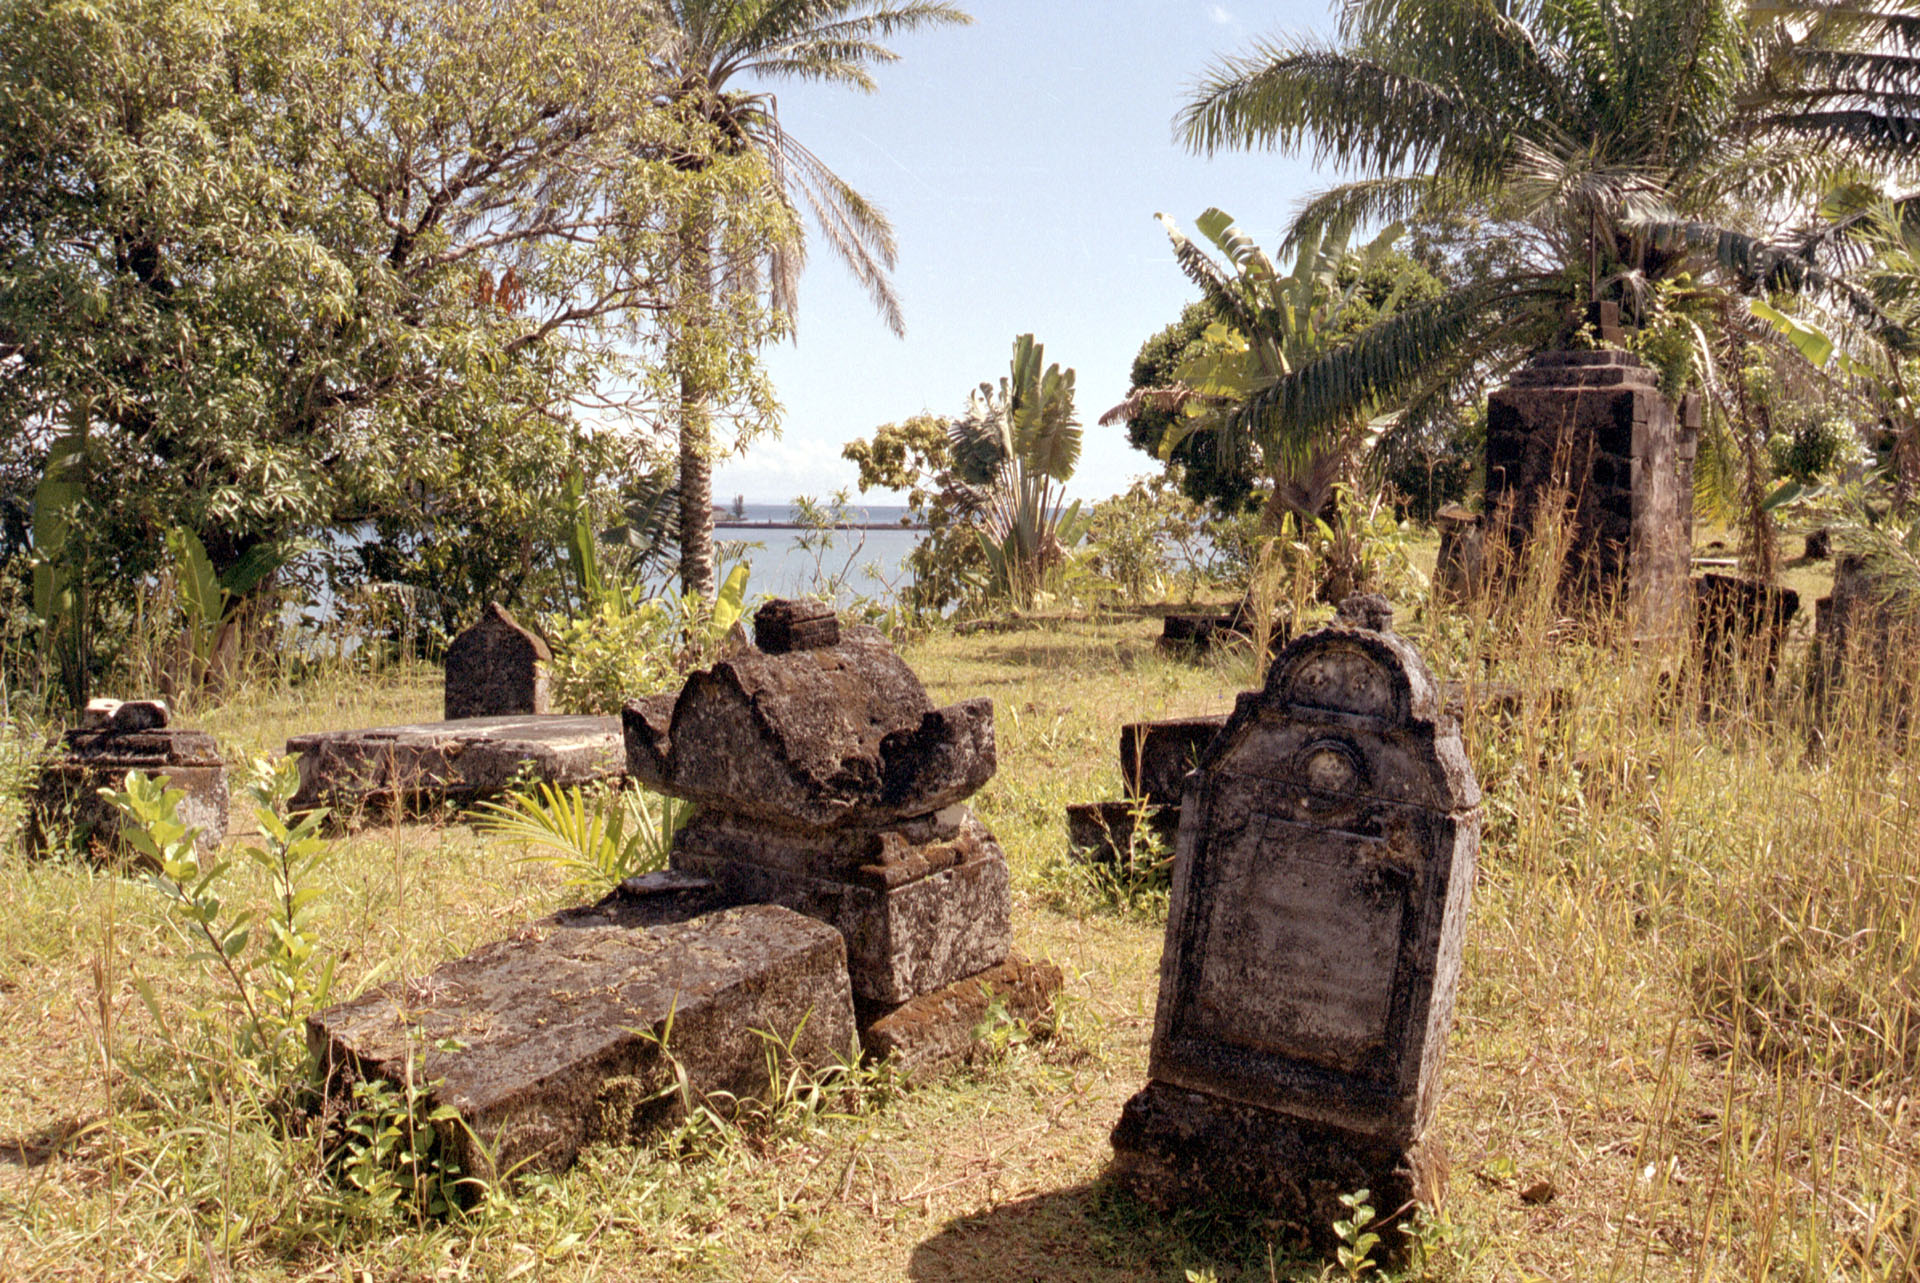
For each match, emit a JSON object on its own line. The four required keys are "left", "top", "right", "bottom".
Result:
{"left": 859, "top": 956, "right": 1065, "bottom": 1078}
{"left": 1110, "top": 1081, "right": 1444, "bottom": 1250}
{"left": 285, "top": 714, "right": 623, "bottom": 823}
{"left": 308, "top": 903, "right": 855, "bottom": 1182}
{"left": 30, "top": 714, "right": 228, "bottom": 856}
{"left": 669, "top": 807, "right": 1012, "bottom": 1005}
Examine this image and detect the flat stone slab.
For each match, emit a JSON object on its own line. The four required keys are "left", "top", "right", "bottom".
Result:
{"left": 308, "top": 904, "right": 855, "bottom": 1182}
{"left": 285, "top": 714, "right": 622, "bottom": 821}
{"left": 1121, "top": 716, "right": 1227, "bottom": 805}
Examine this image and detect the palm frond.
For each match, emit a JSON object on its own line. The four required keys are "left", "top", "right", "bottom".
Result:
{"left": 1177, "top": 41, "right": 1513, "bottom": 185}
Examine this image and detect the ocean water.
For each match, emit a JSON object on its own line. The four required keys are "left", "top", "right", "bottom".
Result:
{"left": 716, "top": 501, "right": 923, "bottom": 605}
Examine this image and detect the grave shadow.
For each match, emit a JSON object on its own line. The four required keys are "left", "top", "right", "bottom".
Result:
{"left": 0, "top": 1116, "right": 97, "bottom": 1169}
{"left": 906, "top": 1175, "right": 1322, "bottom": 1283}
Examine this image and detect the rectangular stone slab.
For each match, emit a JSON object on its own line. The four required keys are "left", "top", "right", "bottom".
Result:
{"left": 308, "top": 904, "right": 854, "bottom": 1182}
{"left": 857, "top": 956, "right": 1062, "bottom": 1080}
{"left": 284, "top": 714, "right": 623, "bottom": 823}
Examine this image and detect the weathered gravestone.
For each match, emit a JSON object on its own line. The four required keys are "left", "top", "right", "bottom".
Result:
{"left": 1066, "top": 716, "right": 1227, "bottom": 865}
{"left": 1485, "top": 346, "right": 1698, "bottom": 632}
{"left": 624, "top": 599, "right": 1060, "bottom": 1075}
{"left": 309, "top": 903, "right": 854, "bottom": 1183}
{"left": 30, "top": 699, "right": 229, "bottom": 855}
{"left": 445, "top": 603, "right": 550, "bottom": 720}
{"left": 1110, "top": 604, "right": 1480, "bottom": 1244}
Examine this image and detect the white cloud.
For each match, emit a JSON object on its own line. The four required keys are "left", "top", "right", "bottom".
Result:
{"left": 1207, "top": 4, "right": 1233, "bottom": 23}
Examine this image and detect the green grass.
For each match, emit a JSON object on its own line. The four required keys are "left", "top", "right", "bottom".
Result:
{"left": 3, "top": 558, "right": 1919, "bottom": 1280}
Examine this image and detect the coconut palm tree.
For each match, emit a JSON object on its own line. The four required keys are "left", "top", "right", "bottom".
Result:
{"left": 1173, "top": 0, "right": 1844, "bottom": 439}
{"left": 651, "top": 0, "right": 971, "bottom": 598}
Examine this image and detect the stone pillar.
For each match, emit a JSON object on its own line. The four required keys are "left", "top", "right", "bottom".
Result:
{"left": 1485, "top": 350, "right": 1689, "bottom": 632}
{"left": 1110, "top": 609, "right": 1480, "bottom": 1245}
{"left": 444, "top": 603, "right": 550, "bottom": 720}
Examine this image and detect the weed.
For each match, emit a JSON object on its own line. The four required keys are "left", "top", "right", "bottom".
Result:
{"left": 474, "top": 780, "right": 693, "bottom": 894}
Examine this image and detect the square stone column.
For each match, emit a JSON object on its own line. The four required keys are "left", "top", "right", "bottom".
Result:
{"left": 1486, "top": 350, "right": 1689, "bottom": 633}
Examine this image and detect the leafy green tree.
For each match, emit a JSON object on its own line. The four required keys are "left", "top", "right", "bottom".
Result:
{"left": 0, "top": 0, "right": 790, "bottom": 662}
{"left": 842, "top": 412, "right": 989, "bottom": 616}
{"left": 1172, "top": 0, "right": 1844, "bottom": 436}
{"left": 645, "top": 0, "right": 972, "bottom": 600}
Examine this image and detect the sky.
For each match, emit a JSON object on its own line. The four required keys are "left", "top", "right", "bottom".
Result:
{"left": 712, "top": 0, "right": 1337, "bottom": 509}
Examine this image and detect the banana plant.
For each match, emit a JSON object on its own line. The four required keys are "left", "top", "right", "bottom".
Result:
{"left": 1148, "top": 209, "right": 1416, "bottom": 530}
{"left": 30, "top": 409, "right": 91, "bottom": 708}
{"left": 948, "top": 334, "right": 1087, "bottom": 607}
{"left": 166, "top": 526, "right": 300, "bottom": 699}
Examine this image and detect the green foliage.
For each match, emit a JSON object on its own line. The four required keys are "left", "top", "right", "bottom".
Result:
{"left": 1111, "top": 210, "right": 1447, "bottom": 541}
{"left": 103, "top": 757, "right": 333, "bottom": 1091}
{"left": 337, "top": 1064, "right": 470, "bottom": 1226}
{"left": 544, "top": 564, "right": 750, "bottom": 714}
{"left": 843, "top": 413, "right": 990, "bottom": 617}
{"left": 1329, "top": 1188, "right": 1382, "bottom": 1279}
{"left": 26, "top": 410, "right": 91, "bottom": 708}
{"left": 0, "top": 0, "right": 792, "bottom": 634}
{"left": 474, "top": 781, "right": 693, "bottom": 895}
{"left": 950, "top": 334, "right": 1089, "bottom": 608}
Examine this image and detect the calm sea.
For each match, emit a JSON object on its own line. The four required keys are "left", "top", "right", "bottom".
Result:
{"left": 716, "top": 502, "right": 922, "bottom": 605}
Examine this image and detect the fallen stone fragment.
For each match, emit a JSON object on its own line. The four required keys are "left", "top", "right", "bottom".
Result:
{"left": 308, "top": 904, "right": 855, "bottom": 1182}
{"left": 285, "top": 714, "right": 622, "bottom": 823}
{"left": 858, "top": 956, "right": 1066, "bottom": 1079}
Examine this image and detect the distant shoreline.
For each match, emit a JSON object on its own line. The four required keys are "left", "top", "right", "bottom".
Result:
{"left": 715, "top": 521, "right": 926, "bottom": 532}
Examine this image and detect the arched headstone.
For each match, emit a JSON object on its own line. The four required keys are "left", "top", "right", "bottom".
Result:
{"left": 1112, "top": 608, "right": 1480, "bottom": 1243}
{"left": 444, "top": 603, "right": 550, "bottom": 721}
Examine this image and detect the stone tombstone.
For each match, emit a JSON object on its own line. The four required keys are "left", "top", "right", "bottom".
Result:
{"left": 31, "top": 699, "right": 230, "bottom": 855}
{"left": 444, "top": 603, "right": 550, "bottom": 721}
{"left": 1111, "top": 608, "right": 1480, "bottom": 1242}
{"left": 1485, "top": 348, "right": 1692, "bottom": 632}
{"left": 624, "top": 598, "right": 1059, "bottom": 1072}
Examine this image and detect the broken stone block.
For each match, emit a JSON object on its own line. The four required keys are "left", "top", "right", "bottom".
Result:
{"left": 285, "top": 714, "right": 622, "bottom": 823}
{"left": 1433, "top": 505, "right": 1487, "bottom": 600}
{"left": 1065, "top": 800, "right": 1179, "bottom": 866}
{"left": 30, "top": 713, "right": 228, "bottom": 855}
{"left": 444, "top": 603, "right": 550, "bottom": 721}
{"left": 753, "top": 598, "right": 839, "bottom": 653}
{"left": 668, "top": 807, "right": 1012, "bottom": 1005}
{"left": 622, "top": 626, "right": 994, "bottom": 831}
{"left": 308, "top": 904, "right": 855, "bottom": 1182}
{"left": 1111, "top": 616, "right": 1480, "bottom": 1241}
{"left": 1692, "top": 573, "right": 1800, "bottom": 688}
{"left": 858, "top": 957, "right": 1066, "bottom": 1079}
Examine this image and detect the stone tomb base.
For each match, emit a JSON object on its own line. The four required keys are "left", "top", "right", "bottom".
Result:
{"left": 308, "top": 903, "right": 855, "bottom": 1183}
{"left": 1109, "top": 1081, "right": 1445, "bottom": 1250}
{"left": 285, "top": 714, "right": 623, "bottom": 824}
{"left": 32, "top": 727, "right": 229, "bottom": 856}
{"left": 858, "top": 956, "right": 1064, "bottom": 1080}
{"left": 669, "top": 806, "right": 1013, "bottom": 1007}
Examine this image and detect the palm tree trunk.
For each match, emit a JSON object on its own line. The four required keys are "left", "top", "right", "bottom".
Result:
{"left": 676, "top": 221, "right": 717, "bottom": 601}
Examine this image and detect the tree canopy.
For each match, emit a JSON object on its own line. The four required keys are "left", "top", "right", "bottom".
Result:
{"left": 0, "top": 0, "right": 792, "bottom": 622}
